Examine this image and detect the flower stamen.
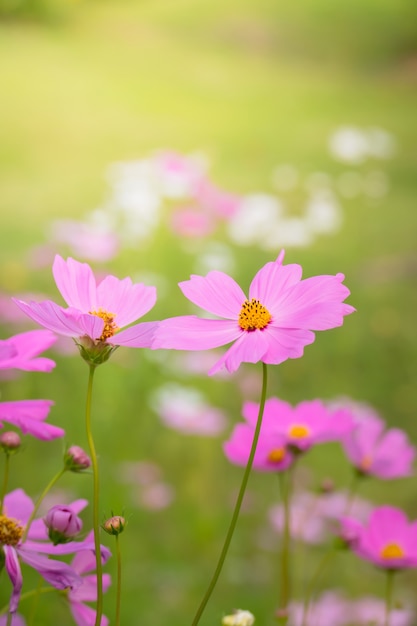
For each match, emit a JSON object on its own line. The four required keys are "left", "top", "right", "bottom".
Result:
{"left": 288, "top": 424, "right": 310, "bottom": 439}
{"left": 267, "top": 448, "right": 286, "bottom": 464}
{"left": 0, "top": 514, "right": 24, "bottom": 546}
{"left": 380, "top": 543, "right": 405, "bottom": 560}
{"left": 89, "top": 308, "right": 119, "bottom": 342}
{"left": 238, "top": 299, "right": 272, "bottom": 332}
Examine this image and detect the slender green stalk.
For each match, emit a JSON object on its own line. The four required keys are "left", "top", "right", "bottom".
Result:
{"left": 277, "top": 469, "right": 292, "bottom": 618}
{"left": 27, "top": 577, "right": 43, "bottom": 626}
{"left": 6, "top": 611, "right": 12, "bottom": 626}
{"left": 301, "top": 547, "right": 337, "bottom": 626}
{"left": 115, "top": 534, "right": 122, "bottom": 626}
{"left": 0, "top": 454, "right": 11, "bottom": 512}
{"left": 384, "top": 570, "right": 395, "bottom": 626}
{"left": 84, "top": 364, "right": 103, "bottom": 626}
{"left": 191, "top": 363, "right": 268, "bottom": 626}
{"left": 0, "top": 587, "right": 58, "bottom": 616}
{"left": 21, "top": 467, "right": 66, "bottom": 542}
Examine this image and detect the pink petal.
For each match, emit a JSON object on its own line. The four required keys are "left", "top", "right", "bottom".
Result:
{"left": 249, "top": 258, "right": 302, "bottom": 310}
{"left": 0, "top": 400, "right": 64, "bottom": 441}
{"left": 18, "top": 548, "right": 82, "bottom": 590}
{"left": 367, "top": 506, "right": 409, "bottom": 549}
{"left": 70, "top": 573, "right": 111, "bottom": 602}
{"left": 0, "top": 330, "right": 56, "bottom": 372}
{"left": 179, "top": 271, "right": 246, "bottom": 319}
{"left": 96, "top": 276, "right": 156, "bottom": 327}
{"left": 152, "top": 317, "right": 240, "bottom": 350}
{"left": 4, "top": 546, "right": 22, "bottom": 613}
{"left": 3, "top": 489, "right": 34, "bottom": 525}
{"left": 208, "top": 329, "right": 271, "bottom": 375}
{"left": 261, "top": 325, "right": 315, "bottom": 363}
{"left": 52, "top": 256, "right": 97, "bottom": 311}
{"left": 114, "top": 321, "right": 159, "bottom": 348}
{"left": 70, "top": 601, "right": 109, "bottom": 626}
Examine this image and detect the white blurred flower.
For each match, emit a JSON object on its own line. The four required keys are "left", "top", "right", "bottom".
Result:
{"left": 263, "top": 217, "right": 313, "bottom": 249}
{"left": 304, "top": 191, "right": 343, "bottom": 234}
{"left": 227, "top": 193, "right": 283, "bottom": 246}
{"left": 329, "top": 127, "right": 370, "bottom": 164}
{"left": 222, "top": 609, "right": 255, "bottom": 626}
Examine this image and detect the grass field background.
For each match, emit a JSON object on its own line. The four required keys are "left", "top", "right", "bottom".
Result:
{"left": 0, "top": 1, "right": 416, "bottom": 624}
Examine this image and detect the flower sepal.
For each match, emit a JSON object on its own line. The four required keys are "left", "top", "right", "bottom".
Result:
{"left": 75, "top": 337, "right": 119, "bottom": 366}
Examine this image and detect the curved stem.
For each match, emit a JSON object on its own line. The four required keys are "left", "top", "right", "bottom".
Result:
{"left": 115, "top": 535, "right": 122, "bottom": 626}
{"left": 0, "top": 454, "right": 11, "bottom": 512}
{"left": 191, "top": 363, "right": 268, "bottom": 626}
{"left": 21, "top": 467, "right": 66, "bottom": 542}
{"left": 384, "top": 570, "right": 395, "bottom": 626}
{"left": 84, "top": 364, "right": 103, "bottom": 626}
{"left": 301, "top": 547, "right": 336, "bottom": 626}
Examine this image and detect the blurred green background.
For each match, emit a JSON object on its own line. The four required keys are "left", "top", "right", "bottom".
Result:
{"left": 1, "top": 0, "right": 417, "bottom": 624}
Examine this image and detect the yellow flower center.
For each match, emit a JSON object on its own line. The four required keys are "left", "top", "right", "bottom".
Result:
{"left": 360, "top": 455, "right": 373, "bottom": 471}
{"left": 288, "top": 424, "right": 310, "bottom": 439}
{"left": 380, "top": 543, "right": 405, "bottom": 560}
{"left": 267, "top": 448, "right": 286, "bottom": 464}
{"left": 238, "top": 299, "right": 272, "bottom": 332}
{"left": 89, "top": 309, "right": 119, "bottom": 342}
{"left": 0, "top": 514, "right": 24, "bottom": 546}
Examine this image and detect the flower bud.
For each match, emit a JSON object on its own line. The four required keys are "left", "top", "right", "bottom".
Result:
{"left": 102, "top": 515, "right": 126, "bottom": 536}
{"left": 44, "top": 505, "right": 83, "bottom": 545}
{"left": 0, "top": 431, "right": 21, "bottom": 454}
{"left": 64, "top": 445, "right": 91, "bottom": 472}
{"left": 222, "top": 610, "right": 255, "bottom": 626}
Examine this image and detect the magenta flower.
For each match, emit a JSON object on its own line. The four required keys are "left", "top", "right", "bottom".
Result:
{"left": 13, "top": 255, "right": 158, "bottom": 353}
{"left": 0, "top": 399, "right": 64, "bottom": 440}
{"left": 343, "top": 506, "right": 417, "bottom": 570}
{"left": 152, "top": 250, "right": 354, "bottom": 375}
{"left": 1, "top": 489, "right": 110, "bottom": 615}
{"left": 224, "top": 423, "right": 293, "bottom": 472}
{"left": 242, "top": 397, "right": 354, "bottom": 452}
{"left": 0, "top": 330, "right": 56, "bottom": 372}
{"left": 337, "top": 406, "right": 415, "bottom": 479}
{"left": 44, "top": 505, "right": 83, "bottom": 545}
{"left": 68, "top": 531, "right": 111, "bottom": 626}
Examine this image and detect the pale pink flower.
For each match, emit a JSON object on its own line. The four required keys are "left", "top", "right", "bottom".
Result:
{"left": 50, "top": 219, "right": 119, "bottom": 262}
{"left": 224, "top": 423, "right": 293, "bottom": 472}
{"left": 353, "top": 596, "right": 413, "bottom": 626}
{"left": 169, "top": 208, "right": 214, "bottom": 238}
{"left": 0, "top": 330, "right": 56, "bottom": 372}
{"left": 0, "top": 399, "right": 64, "bottom": 440}
{"left": 242, "top": 397, "right": 354, "bottom": 452}
{"left": 343, "top": 506, "right": 417, "bottom": 570}
{"left": 336, "top": 405, "right": 415, "bottom": 479}
{"left": 13, "top": 255, "right": 158, "bottom": 350}
{"left": 153, "top": 250, "right": 354, "bottom": 375}
{"left": 289, "top": 591, "right": 350, "bottom": 626}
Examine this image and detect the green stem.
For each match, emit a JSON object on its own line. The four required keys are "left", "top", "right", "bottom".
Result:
{"left": 6, "top": 611, "right": 12, "bottom": 626}
{"left": 0, "top": 587, "right": 59, "bottom": 616}
{"left": 277, "top": 469, "right": 292, "bottom": 618}
{"left": 27, "top": 577, "right": 43, "bottom": 626}
{"left": 191, "top": 363, "right": 268, "bottom": 626}
{"left": 21, "top": 467, "right": 67, "bottom": 543}
{"left": 84, "top": 364, "right": 103, "bottom": 626}
{"left": 384, "top": 570, "right": 395, "bottom": 626}
{"left": 301, "top": 547, "right": 336, "bottom": 626}
{"left": 0, "top": 454, "right": 11, "bottom": 512}
{"left": 115, "top": 535, "right": 122, "bottom": 626}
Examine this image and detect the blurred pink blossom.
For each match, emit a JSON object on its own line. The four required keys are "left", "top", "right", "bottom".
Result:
{"left": 353, "top": 596, "right": 413, "bottom": 626}
{"left": 49, "top": 219, "right": 119, "bottom": 262}
{"left": 170, "top": 209, "right": 214, "bottom": 238}
{"left": 0, "top": 330, "right": 56, "bottom": 372}
{"left": 289, "top": 591, "right": 350, "bottom": 626}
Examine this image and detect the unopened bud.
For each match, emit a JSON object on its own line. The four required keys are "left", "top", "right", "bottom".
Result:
{"left": 102, "top": 515, "right": 126, "bottom": 536}
{"left": 64, "top": 446, "right": 91, "bottom": 472}
{"left": 0, "top": 431, "right": 21, "bottom": 453}
{"left": 222, "top": 610, "right": 255, "bottom": 626}
{"left": 44, "top": 505, "right": 83, "bottom": 545}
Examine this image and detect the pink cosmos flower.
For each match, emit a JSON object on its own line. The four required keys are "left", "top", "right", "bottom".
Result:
{"left": 288, "top": 591, "right": 350, "bottom": 626}
{"left": 0, "top": 489, "right": 109, "bottom": 614}
{"left": 152, "top": 251, "right": 354, "bottom": 375}
{"left": 0, "top": 399, "right": 64, "bottom": 440}
{"left": 242, "top": 397, "right": 354, "bottom": 452}
{"left": 68, "top": 531, "right": 111, "bottom": 626}
{"left": 353, "top": 596, "right": 413, "bottom": 626}
{"left": 13, "top": 255, "right": 158, "bottom": 351}
{"left": 343, "top": 506, "right": 417, "bottom": 570}
{"left": 224, "top": 423, "right": 293, "bottom": 472}
{"left": 336, "top": 406, "right": 415, "bottom": 479}
{"left": 0, "top": 330, "right": 56, "bottom": 372}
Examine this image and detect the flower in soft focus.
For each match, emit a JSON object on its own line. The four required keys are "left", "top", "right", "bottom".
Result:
{"left": 242, "top": 398, "right": 354, "bottom": 453}
{"left": 0, "top": 400, "right": 64, "bottom": 441}
{"left": 13, "top": 255, "right": 158, "bottom": 364}
{"left": 150, "top": 383, "right": 227, "bottom": 436}
{"left": 153, "top": 250, "right": 354, "bottom": 375}
{"left": 102, "top": 515, "right": 126, "bottom": 536}
{"left": 118, "top": 460, "right": 175, "bottom": 511}
{"left": 0, "top": 489, "right": 97, "bottom": 614}
{"left": 353, "top": 596, "right": 413, "bottom": 626}
{"left": 288, "top": 591, "right": 350, "bottom": 626}
{"left": 49, "top": 219, "right": 119, "bottom": 262}
{"left": 170, "top": 208, "right": 214, "bottom": 238}
{"left": 336, "top": 405, "right": 415, "bottom": 479}
{"left": 0, "top": 431, "right": 21, "bottom": 454}
{"left": 222, "top": 609, "right": 255, "bottom": 626}
{"left": 44, "top": 505, "right": 83, "bottom": 545}
{"left": 0, "top": 329, "right": 56, "bottom": 372}
{"left": 68, "top": 531, "right": 111, "bottom": 626}
{"left": 64, "top": 445, "right": 92, "bottom": 472}
{"left": 343, "top": 506, "right": 417, "bottom": 570}
{"left": 224, "top": 422, "right": 293, "bottom": 472}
